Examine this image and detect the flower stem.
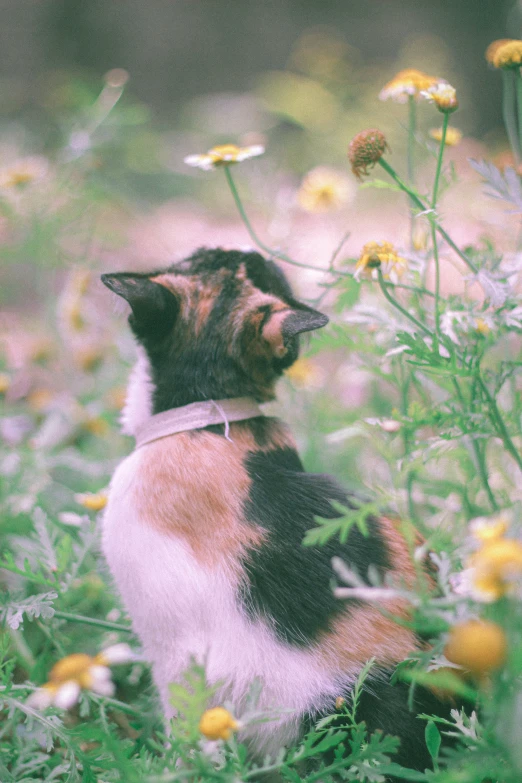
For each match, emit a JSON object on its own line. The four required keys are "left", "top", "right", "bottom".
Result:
{"left": 478, "top": 375, "right": 522, "bottom": 473}
{"left": 377, "top": 158, "right": 479, "bottom": 274}
{"left": 452, "top": 378, "right": 498, "bottom": 511}
{"left": 502, "top": 70, "right": 521, "bottom": 165}
{"left": 430, "top": 222, "right": 441, "bottom": 340}
{"left": 407, "top": 95, "right": 417, "bottom": 248}
{"left": 53, "top": 610, "right": 133, "bottom": 634}
{"left": 431, "top": 112, "right": 449, "bottom": 209}
{"left": 223, "top": 166, "right": 314, "bottom": 273}
{"left": 377, "top": 270, "right": 433, "bottom": 336}
{"left": 516, "top": 71, "right": 522, "bottom": 163}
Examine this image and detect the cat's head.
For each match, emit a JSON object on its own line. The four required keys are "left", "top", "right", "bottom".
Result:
{"left": 101, "top": 248, "right": 328, "bottom": 414}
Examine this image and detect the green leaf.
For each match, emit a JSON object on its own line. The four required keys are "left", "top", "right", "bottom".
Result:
{"left": 425, "top": 720, "right": 441, "bottom": 764}
{"left": 334, "top": 277, "right": 361, "bottom": 312}
{"left": 399, "top": 668, "right": 478, "bottom": 702}
{"left": 303, "top": 500, "right": 380, "bottom": 547}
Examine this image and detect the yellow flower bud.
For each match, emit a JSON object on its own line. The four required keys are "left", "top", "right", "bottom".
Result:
{"left": 488, "top": 39, "right": 522, "bottom": 69}
{"left": 444, "top": 620, "right": 507, "bottom": 675}
{"left": 486, "top": 39, "right": 515, "bottom": 65}
{"left": 75, "top": 492, "right": 108, "bottom": 511}
{"left": 199, "top": 707, "right": 238, "bottom": 741}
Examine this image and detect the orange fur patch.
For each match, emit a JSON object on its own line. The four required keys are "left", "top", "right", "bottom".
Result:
{"left": 378, "top": 516, "right": 418, "bottom": 588}
{"left": 319, "top": 601, "right": 417, "bottom": 670}
{"left": 132, "top": 419, "right": 294, "bottom": 567}
{"left": 261, "top": 309, "right": 291, "bottom": 357}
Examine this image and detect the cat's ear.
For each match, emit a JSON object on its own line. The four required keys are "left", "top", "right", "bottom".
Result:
{"left": 101, "top": 272, "right": 178, "bottom": 337}
{"left": 262, "top": 303, "right": 328, "bottom": 359}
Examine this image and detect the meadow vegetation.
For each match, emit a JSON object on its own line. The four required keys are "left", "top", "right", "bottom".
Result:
{"left": 2, "top": 33, "right": 522, "bottom": 783}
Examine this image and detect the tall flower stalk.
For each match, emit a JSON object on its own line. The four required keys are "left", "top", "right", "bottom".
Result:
{"left": 430, "top": 110, "right": 450, "bottom": 341}
{"left": 407, "top": 95, "right": 417, "bottom": 247}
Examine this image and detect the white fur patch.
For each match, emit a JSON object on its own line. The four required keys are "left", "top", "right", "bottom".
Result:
{"left": 102, "top": 449, "right": 357, "bottom": 758}
{"left": 120, "top": 347, "right": 155, "bottom": 436}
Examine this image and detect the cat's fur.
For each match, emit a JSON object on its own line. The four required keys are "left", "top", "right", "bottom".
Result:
{"left": 101, "top": 248, "right": 445, "bottom": 770}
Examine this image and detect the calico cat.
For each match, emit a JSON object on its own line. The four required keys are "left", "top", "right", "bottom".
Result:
{"left": 101, "top": 247, "right": 446, "bottom": 771}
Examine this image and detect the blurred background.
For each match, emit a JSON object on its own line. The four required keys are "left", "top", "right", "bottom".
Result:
{"left": 0, "top": 0, "right": 521, "bottom": 305}
{"left": 1, "top": 0, "right": 522, "bottom": 478}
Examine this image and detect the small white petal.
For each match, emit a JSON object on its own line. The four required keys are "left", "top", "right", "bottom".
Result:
{"left": 237, "top": 145, "right": 265, "bottom": 160}
{"left": 89, "top": 665, "right": 112, "bottom": 683}
{"left": 97, "top": 643, "right": 135, "bottom": 664}
{"left": 26, "top": 687, "right": 54, "bottom": 710}
{"left": 184, "top": 154, "right": 215, "bottom": 171}
{"left": 88, "top": 666, "right": 115, "bottom": 696}
{"left": 53, "top": 680, "right": 81, "bottom": 710}
{"left": 91, "top": 679, "right": 115, "bottom": 697}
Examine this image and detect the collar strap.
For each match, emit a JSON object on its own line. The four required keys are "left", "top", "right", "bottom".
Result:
{"left": 134, "top": 397, "right": 264, "bottom": 448}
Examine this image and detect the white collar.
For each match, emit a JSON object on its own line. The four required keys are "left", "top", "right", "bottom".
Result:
{"left": 134, "top": 397, "right": 264, "bottom": 448}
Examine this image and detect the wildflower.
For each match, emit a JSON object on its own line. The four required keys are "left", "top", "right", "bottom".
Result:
{"left": 59, "top": 268, "right": 92, "bottom": 334}
{"left": 75, "top": 346, "right": 104, "bottom": 372}
{"left": 429, "top": 127, "right": 462, "bottom": 146}
{"left": 444, "top": 620, "right": 507, "bottom": 675}
{"left": 466, "top": 535, "right": 522, "bottom": 602}
{"left": 184, "top": 144, "right": 264, "bottom": 171}
{"left": 485, "top": 39, "right": 515, "bottom": 66}
{"left": 27, "top": 388, "right": 55, "bottom": 413}
{"left": 27, "top": 644, "right": 134, "bottom": 710}
{"left": 285, "top": 358, "right": 324, "bottom": 388}
{"left": 0, "top": 373, "right": 10, "bottom": 394}
{"left": 0, "top": 156, "right": 48, "bottom": 189}
{"left": 75, "top": 491, "right": 108, "bottom": 511}
{"left": 348, "top": 129, "right": 389, "bottom": 180}
{"left": 81, "top": 415, "right": 109, "bottom": 437}
{"left": 354, "top": 241, "right": 407, "bottom": 283}
{"left": 29, "top": 337, "right": 55, "bottom": 363}
{"left": 474, "top": 317, "right": 491, "bottom": 336}
{"left": 379, "top": 68, "right": 439, "bottom": 103}
{"left": 297, "top": 166, "right": 352, "bottom": 213}
{"left": 487, "top": 39, "right": 522, "bottom": 69}
{"left": 105, "top": 386, "right": 127, "bottom": 410}
{"left": 199, "top": 707, "right": 239, "bottom": 740}
{"left": 421, "top": 83, "right": 458, "bottom": 113}
{"left": 412, "top": 227, "right": 428, "bottom": 251}
{"left": 469, "top": 514, "right": 509, "bottom": 543}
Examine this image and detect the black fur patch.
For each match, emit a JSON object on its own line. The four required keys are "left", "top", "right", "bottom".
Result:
{"left": 240, "top": 447, "right": 390, "bottom": 646}
{"left": 302, "top": 674, "right": 455, "bottom": 775}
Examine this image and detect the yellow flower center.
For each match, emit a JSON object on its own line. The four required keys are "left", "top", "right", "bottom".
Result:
{"left": 4, "top": 171, "right": 35, "bottom": 187}
{"left": 208, "top": 145, "right": 242, "bottom": 164}
{"left": 0, "top": 373, "right": 10, "bottom": 394}
{"left": 50, "top": 654, "right": 93, "bottom": 684}
{"left": 380, "top": 68, "right": 439, "bottom": 101}
{"left": 471, "top": 516, "right": 509, "bottom": 542}
{"left": 475, "top": 317, "right": 490, "bottom": 335}
{"left": 298, "top": 167, "right": 351, "bottom": 212}
{"left": 355, "top": 241, "right": 407, "bottom": 281}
